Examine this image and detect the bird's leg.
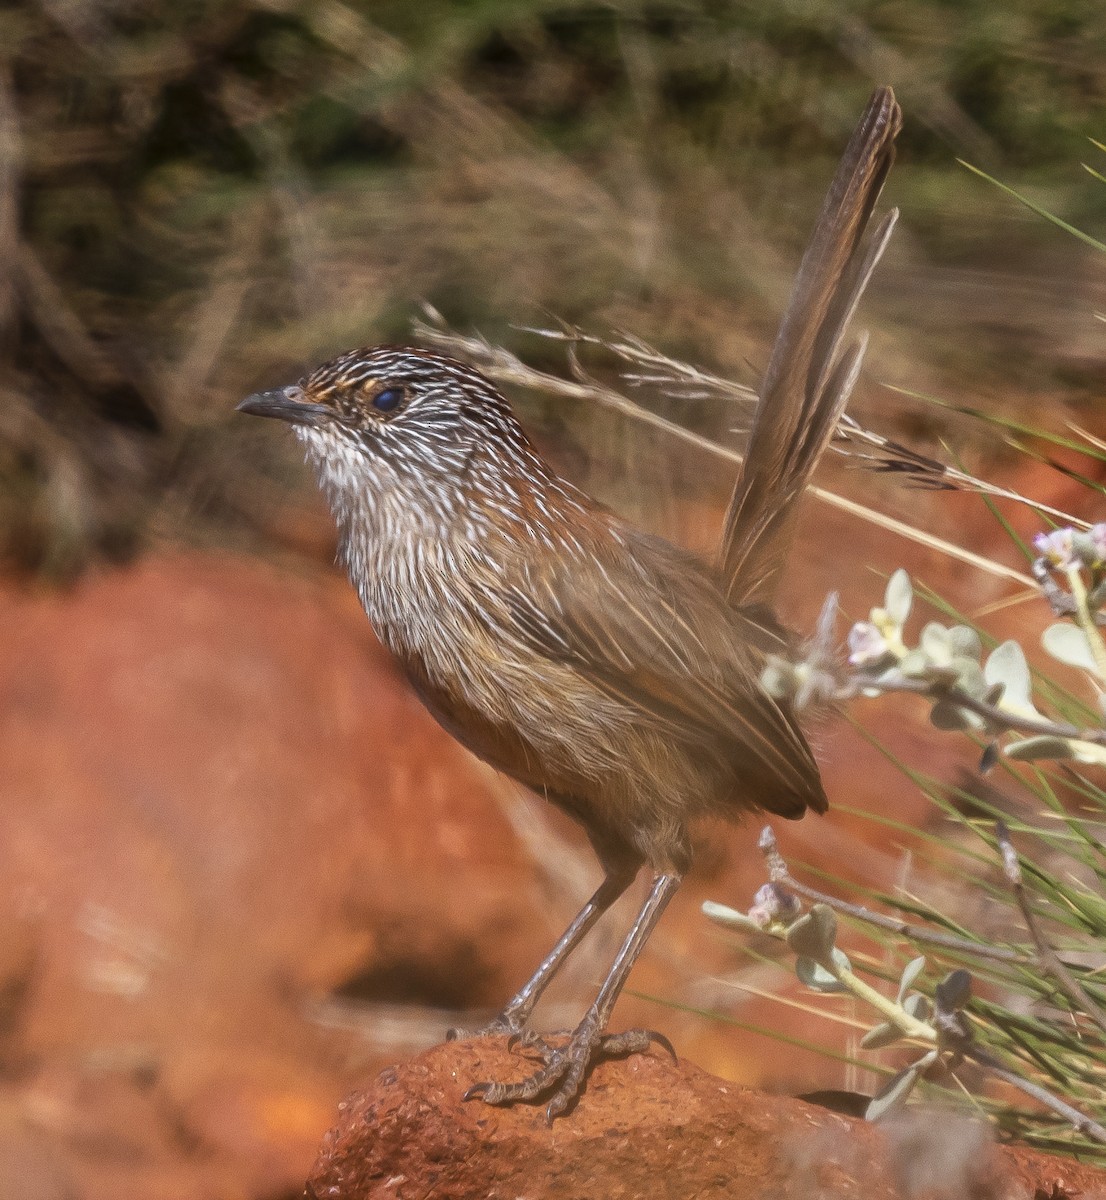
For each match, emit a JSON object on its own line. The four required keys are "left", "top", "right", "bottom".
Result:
{"left": 447, "top": 862, "right": 639, "bottom": 1041}
{"left": 464, "top": 871, "right": 682, "bottom": 1122}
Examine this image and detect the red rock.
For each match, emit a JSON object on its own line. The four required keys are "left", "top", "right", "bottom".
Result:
{"left": 0, "top": 554, "right": 553, "bottom": 1197}
{"left": 0, "top": 519, "right": 1097, "bottom": 1197}
{"left": 306, "top": 1040, "right": 1106, "bottom": 1200}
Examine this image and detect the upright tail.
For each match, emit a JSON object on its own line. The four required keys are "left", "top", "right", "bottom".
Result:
{"left": 718, "top": 86, "right": 901, "bottom": 610}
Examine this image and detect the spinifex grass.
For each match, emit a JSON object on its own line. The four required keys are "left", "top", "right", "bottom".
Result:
{"left": 714, "top": 173, "right": 1106, "bottom": 1153}
{"left": 703, "top": 467, "right": 1106, "bottom": 1153}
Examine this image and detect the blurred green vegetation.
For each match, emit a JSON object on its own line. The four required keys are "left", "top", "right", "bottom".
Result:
{"left": 1, "top": 0, "right": 1103, "bottom": 575}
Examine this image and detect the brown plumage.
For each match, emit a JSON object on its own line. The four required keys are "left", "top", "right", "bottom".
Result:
{"left": 239, "top": 86, "right": 901, "bottom": 1121}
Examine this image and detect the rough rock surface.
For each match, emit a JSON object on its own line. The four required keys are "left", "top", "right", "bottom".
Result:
{"left": 0, "top": 553, "right": 553, "bottom": 1198}
{"left": 0, "top": 511, "right": 1093, "bottom": 1198}
{"left": 306, "top": 1040, "right": 1106, "bottom": 1200}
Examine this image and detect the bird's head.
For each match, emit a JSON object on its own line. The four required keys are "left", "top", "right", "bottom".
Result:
{"left": 238, "top": 345, "right": 533, "bottom": 471}
{"left": 239, "top": 344, "right": 558, "bottom": 545}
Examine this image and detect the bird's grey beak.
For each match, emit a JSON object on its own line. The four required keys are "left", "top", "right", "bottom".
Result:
{"left": 237, "top": 386, "right": 333, "bottom": 427}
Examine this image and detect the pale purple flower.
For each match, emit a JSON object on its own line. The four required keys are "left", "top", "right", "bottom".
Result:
{"left": 747, "top": 883, "right": 801, "bottom": 929}
{"left": 1033, "top": 528, "right": 1076, "bottom": 570}
{"left": 848, "top": 621, "right": 888, "bottom": 667}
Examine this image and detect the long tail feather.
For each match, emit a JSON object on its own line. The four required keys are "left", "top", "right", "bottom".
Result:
{"left": 719, "top": 86, "right": 902, "bottom": 608}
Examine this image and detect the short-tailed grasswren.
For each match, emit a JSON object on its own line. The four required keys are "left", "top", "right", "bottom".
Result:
{"left": 240, "top": 87, "right": 901, "bottom": 1121}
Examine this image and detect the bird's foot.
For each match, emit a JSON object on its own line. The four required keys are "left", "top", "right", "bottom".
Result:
{"left": 464, "top": 1020, "right": 676, "bottom": 1123}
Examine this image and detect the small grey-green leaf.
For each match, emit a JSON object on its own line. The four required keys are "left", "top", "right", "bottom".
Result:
{"left": 947, "top": 624, "right": 982, "bottom": 661}
{"left": 1042, "top": 623, "right": 1100, "bottom": 674}
{"left": 795, "top": 956, "right": 846, "bottom": 992}
{"left": 984, "top": 641, "right": 1032, "bottom": 708}
{"left": 899, "top": 649, "right": 930, "bottom": 679}
{"left": 885, "top": 569, "right": 913, "bottom": 627}
{"left": 920, "top": 622, "right": 951, "bottom": 663}
{"left": 897, "top": 956, "right": 927, "bottom": 1005}
{"left": 828, "top": 946, "right": 851, "bottom": 974}
{"left": 930, "top": 700, "right": 980, "bottom": 731}
{"left": 935, "top": 969, "right": 971, "bottom": 1013}
{"left": 860, "top": 1021, "right": 905, "bottom": 1050}
{"left": 1005, "top": 735, "right": 1077, "bottom": 762}
{"left": 786, "top": 903, "right": 838, "bottom": 966}
{"left": 903, "top": 992, "right": 931, "bottom": 1021}
{"left": 979, "top": 741, "right": 999, "bottom": 773}
{"left": 701, "top": 901, "right": 762, "bottom": 931}
{"left": 866, "top": 1065, "right": 920, "bottom": 1122}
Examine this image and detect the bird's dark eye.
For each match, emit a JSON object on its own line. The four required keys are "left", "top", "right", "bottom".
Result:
{"left": 372, "top": 387, "right": 405, "bottom": 413}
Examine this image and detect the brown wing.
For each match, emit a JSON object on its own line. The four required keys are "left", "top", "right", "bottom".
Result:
{"left": 719, "top": 86, "right": 901, "bottom": 608}
{"left": 502, "top": 521, "right": 827, "bottom": 818}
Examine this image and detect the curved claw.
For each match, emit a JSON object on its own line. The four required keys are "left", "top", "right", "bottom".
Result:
{"left": 599, "top": 1027, "right": 677, "bottom": 1062}
{"left": 649, "top": 1030, "right": 678, "bottom": 1063}
{"left": 543, "top": 1064, "right": 585, "bottom": 1124}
